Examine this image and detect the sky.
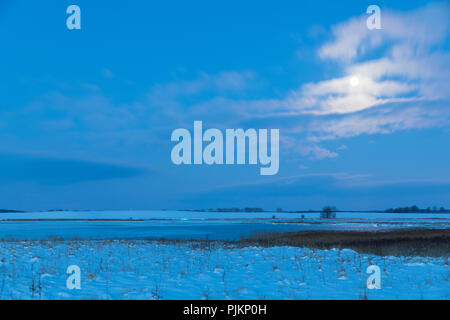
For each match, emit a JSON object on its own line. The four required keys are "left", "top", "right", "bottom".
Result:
{"left": 0, "top": 0, "right": 449, "bottom": 211}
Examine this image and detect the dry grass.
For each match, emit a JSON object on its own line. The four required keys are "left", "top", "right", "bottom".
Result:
{"left": 239, "top": 228, "right": 450, "bottom": 257}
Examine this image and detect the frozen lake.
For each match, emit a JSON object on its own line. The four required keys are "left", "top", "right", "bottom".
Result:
{"left": 0, "top": 210, "right": 448, "bottom": 240}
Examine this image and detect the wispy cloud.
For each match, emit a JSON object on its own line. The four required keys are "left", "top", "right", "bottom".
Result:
{"left": 282, "top": 136, "right": 338, "bottom": 160}
{"left": 320, "top": 3, "right": 449, "bottom": 61}
{"left": 308, "top": 105, "right": 450, "bottom": 142}
{"left": 148, "top": 71, "right": 255, "bottom": 101}
{"left": 288, "top": 75, "right": 417, "bottom": 115}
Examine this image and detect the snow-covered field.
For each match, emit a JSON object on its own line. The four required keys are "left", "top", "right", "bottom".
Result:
{"left": 0, "top": 240, "right": 448, "bottom": 300}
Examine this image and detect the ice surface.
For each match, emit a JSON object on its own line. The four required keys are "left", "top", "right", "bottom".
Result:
{"left": 0, "top": 211, "right": 448, "bottom": 240}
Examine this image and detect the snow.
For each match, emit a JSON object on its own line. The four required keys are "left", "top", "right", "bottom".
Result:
{"left": 0, "top": 240, "right": 448, "bottom": 300}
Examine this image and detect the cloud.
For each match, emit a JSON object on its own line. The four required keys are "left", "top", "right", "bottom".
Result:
{"left": 287, "top": 75, "right": 417, "bottom": 115}
{"left": 281, "top": 136, "right": 338, "bottom": 160}
{"left": 319, "top": 2, "right": 450, "bottom": 62}
{"left": 280, "top": 3, "right": 449, "bottom": 118}
{"left": 29, "top": 92, "right": 140, "bottom": 132}
{"left": 148, "top": 71, "right": 255, "bottom": 101}
{"left": 0, "top": 153, "right": 145, "bottom": 185}
{"left": 303, "top": 2, "right": 450, "bottom": 113}
{"left": 308, "top": 105, "right": 449, "bottom": 141}
{"left": 319, "top": 16, "right": 372, "bottom": 62}
{"left": 300, "top": 145, "right": 338, "bottom": 160}
{"left": 336, "top": 145, "right": 348, "bottom": 151}
{"left": 101, "top": 68, "right": 115, "bottom": 79}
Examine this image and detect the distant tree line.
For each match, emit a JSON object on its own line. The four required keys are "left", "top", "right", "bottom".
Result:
{"left": 184, "top": 208, "right": 264, "bottom": 213}
{"left": 385, "top": 205, "right": 449, "bottom": 213}
{"left": 185, "top": 205, "right": 449, "bottom": 214}
{"left": 212, "top": 208, "right": 264, "bottom": 213}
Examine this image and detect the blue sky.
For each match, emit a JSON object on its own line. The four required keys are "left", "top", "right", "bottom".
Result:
{"left": 0, "top": 0, "right": 449, "bottom": 211}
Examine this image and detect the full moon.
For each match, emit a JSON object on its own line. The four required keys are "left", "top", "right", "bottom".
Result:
{"left": 350, "top": 76, "right": 360, "bottom": 87}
